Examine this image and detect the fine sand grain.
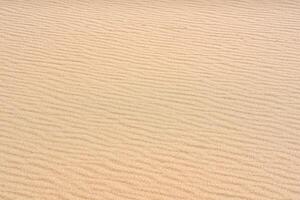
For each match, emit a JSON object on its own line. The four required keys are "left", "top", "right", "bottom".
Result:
{"left": 1, "top": 1, "right": 300, "bottom": 199}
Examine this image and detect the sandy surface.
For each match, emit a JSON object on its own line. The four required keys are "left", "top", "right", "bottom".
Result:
{"left": 1, "top": 1, "right": 300, "bottom": 199}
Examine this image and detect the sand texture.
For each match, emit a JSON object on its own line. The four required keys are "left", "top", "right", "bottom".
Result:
{"left": 1, "top": 1, "right": 300, "bottom": 199}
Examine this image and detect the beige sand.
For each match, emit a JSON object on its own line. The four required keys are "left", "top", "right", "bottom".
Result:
{"left": 1, "top": 1, "right": 300, "bottom": 199}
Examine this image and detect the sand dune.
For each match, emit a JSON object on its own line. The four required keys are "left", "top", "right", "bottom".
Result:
{"left": 1, "top": 1, "right": 300, "bottom": 199}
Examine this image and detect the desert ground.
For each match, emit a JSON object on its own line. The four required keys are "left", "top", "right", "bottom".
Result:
{"left": 0, "top": 1, "right": 300, "bottom": 199}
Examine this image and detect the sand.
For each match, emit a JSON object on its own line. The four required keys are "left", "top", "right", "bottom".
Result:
{"left": 0, "top": 1, "right": 300, "bottom": 199}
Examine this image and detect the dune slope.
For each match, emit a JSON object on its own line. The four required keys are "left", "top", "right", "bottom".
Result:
{"left": 0, "top": 1, "right": 300, "bottom": 199}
